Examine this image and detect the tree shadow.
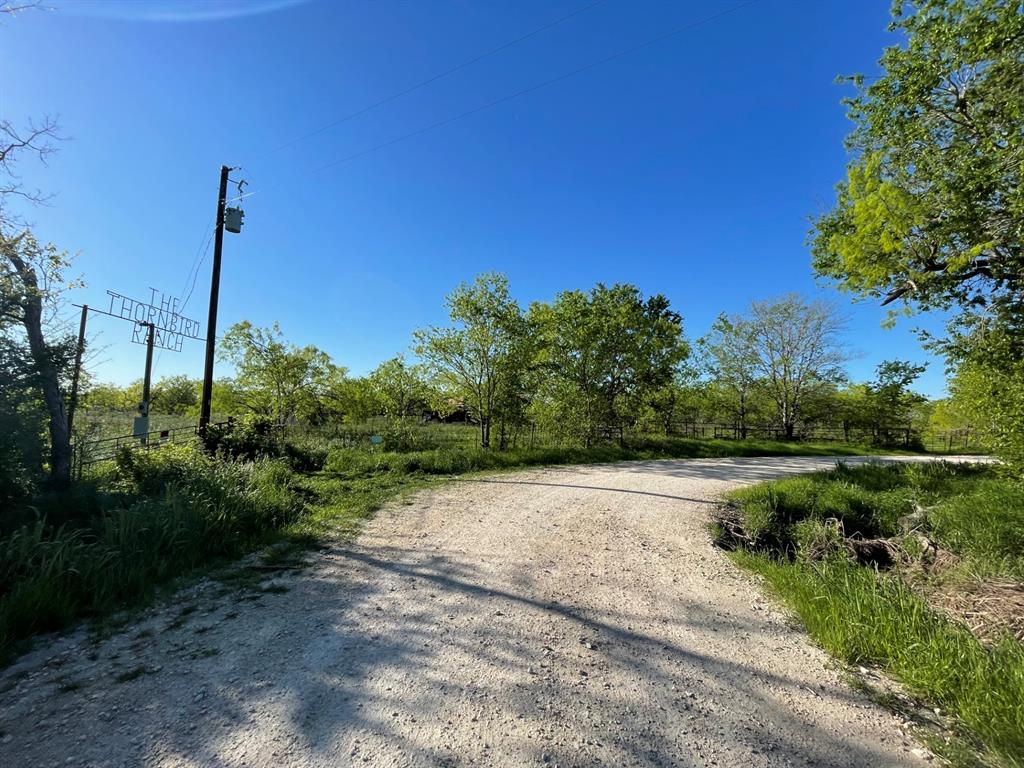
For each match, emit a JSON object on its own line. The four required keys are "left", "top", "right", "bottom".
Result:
{"left": 3, "top": 536, "right": 917, "bottom": 767}
{"left": 460, "top": 477, "right": 715, "bottom": 504}
{"left": 0, "top": 454, "right": 935, "bottom": 767}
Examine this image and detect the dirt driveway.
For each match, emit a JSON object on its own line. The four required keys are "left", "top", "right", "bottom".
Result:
{"left": 0, "top": 456, "right": 959, "bottom": 767}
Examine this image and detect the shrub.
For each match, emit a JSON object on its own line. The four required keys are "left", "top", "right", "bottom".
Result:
{"left": 281, "top": 437, "right": 330, "bottom": 472}
{"left": 201, "top": 416, "right": 280, "bottom": 461}
{"left": 0, "top": 440, "right": 34, "bottom": 512}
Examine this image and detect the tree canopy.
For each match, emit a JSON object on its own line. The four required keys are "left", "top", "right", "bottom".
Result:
{"left": 530, "top": 284, "right": 689, "bottom": 445}
{"left": 414, "top": 273, "right": 526, "bottom": 448}
{"left": 743, "top": 295, "right": 848, "bottom": 439}
{"left": 811, "top": 0, "right": 1023, "bottom": 315}
{"left": 218, "top": 321, "right": 340, "bottom": 425}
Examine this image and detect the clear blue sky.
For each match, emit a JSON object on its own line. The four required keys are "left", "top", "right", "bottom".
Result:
{"left": 4, "top": 0, "right": 950, "bottom": 395}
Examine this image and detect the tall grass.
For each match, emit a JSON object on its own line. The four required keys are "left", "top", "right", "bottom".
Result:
{"left": 930, "top": 479, "right": 1024, "bottom": 579}
{"left": 725, "top": 461, "right": 1021, "bottom": 574}
{"left": 739, "top": 552, "right": 1024, "bottom": 767}
{"left": 725, "top": 461, "right": 1024, "bottom": 767}
{"left": 2, "top": 431, "right": 900, "bottom": 663}
{"left": 0, "top": 445, "right": 300, "bottom": 663}
{"left": 322, "top": 437, "right": 895, "bottom": 481}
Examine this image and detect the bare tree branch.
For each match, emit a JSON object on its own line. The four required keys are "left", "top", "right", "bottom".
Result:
{"left": 0, "top": 115, "right": 64, "bottom": 224}
{"left": 0, "top": 1, "right": 43, "bottom": 15}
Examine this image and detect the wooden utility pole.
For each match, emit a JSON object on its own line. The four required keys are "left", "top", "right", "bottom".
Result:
{"left": 66, "top": 303, "right": 89, "bottom": 437}
{"left": 199, "top": 165, "right": 231, "bottom": 435}
{"left": 140, "top": 322, "right": 155, "bottom": 417}
{"left": 132, "top": 321, "right": 156, "bottom": 444}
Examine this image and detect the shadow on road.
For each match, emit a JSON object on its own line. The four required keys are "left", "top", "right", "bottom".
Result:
{"left": 0, "top": 455, "right": 923, "bottom": 768}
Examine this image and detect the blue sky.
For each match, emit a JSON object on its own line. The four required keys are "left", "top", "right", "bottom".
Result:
{"left": 3, "top": 0, "right": 951, "bottom": 395}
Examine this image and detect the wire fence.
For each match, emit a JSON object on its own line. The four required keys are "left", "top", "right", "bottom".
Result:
{"left": 71, "top": 420, "right": 235, "bottom": 476}
{"left": 71, "top": 417, "right": 981, "bottom": 473}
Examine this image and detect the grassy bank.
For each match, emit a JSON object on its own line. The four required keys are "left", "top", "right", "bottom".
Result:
{"left": 0, "top": 446, "right": 303, "bottom": 663}
{"left": 321, "top": 435, "right": 907, "bottom": 474}
{"left": 0, "top": 434, "right": 910, "bottom": 664}
{"left": 720, "top": 462, "right": 1024, "bottom": 767}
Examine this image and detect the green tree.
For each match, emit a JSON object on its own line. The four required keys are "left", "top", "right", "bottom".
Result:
{"left": 368, "top": 355, "right": 430, "bottom": 421}
{"left": 149, "top": 374, "right": 199, "bottom": 416}
{"left": 740, "top": 295, "right": 848, "bottom": 440}
{"left": 867, "top": 360, "right": 927, "bottom": 443}
{"left": 811, "top": 0, "right": 1023, "bottom": 315}
{"left": 928, "top": 396, "right": 972, "bottom": 433}
{"left": 811, "top": 0, "right": 1024, "bottom": 463}
{"left": 1, "top": 232, "right": 79, "bottom": 485}
{"left": 0, "top": 82, "right": 70, "bottom": 486}
{"left": 946, "top": 309, "right": 1024, "bottom": 464}
{"left": 530, "top": 284, "right": 689, "bottom": 445}
{"left": 218, "top": 321, "right": 338, "bottom": 425}
{"left": 698, "top": 315, "right": 763, "bottom": 438}
{"left": 0, "top": 329, "right": 44, "bottom": 503}
{"left": 414, "top": 273, "right": 525, "bottom": 448}
{"left": 320, "top": 375, "right": 375, "bottom": 423}
{"left": 831, "top": 384, "right": 874, "bottom": 442}
{"left": 82, "top": 381, "right": 135, "bottom": 411}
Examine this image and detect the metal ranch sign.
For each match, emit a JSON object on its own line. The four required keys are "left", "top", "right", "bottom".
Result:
{"left": 106, "top": 289, "right": 202, "bottom": 353}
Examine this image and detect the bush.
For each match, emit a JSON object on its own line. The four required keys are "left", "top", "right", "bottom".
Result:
{"left": 281, "top": 438, "right": 330, "bottom": 472}
{"left": 200, "top": 416, "right": 280, "bottom": 461}
{"left": 0, "top": 440, "right": 34, "bottom": 512}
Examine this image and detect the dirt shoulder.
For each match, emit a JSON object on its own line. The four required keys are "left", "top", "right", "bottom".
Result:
{"left": 0, "top": 456, "right": 966, "bottom": 768}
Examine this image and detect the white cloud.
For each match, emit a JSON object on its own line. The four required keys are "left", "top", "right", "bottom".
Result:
{"left": 59, "top": 0, "right": 312, "bottom": 23}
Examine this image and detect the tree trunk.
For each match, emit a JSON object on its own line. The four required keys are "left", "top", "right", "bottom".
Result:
{"left": 7, "top": 251, "right": 72, "bottom": 486}
{"left": 739, "top": 392, "right": 748, "bottom": 439}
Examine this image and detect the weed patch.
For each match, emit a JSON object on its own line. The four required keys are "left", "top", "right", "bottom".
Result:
{"left": 723, "top": 461, "right": 1024, "bottom": 767}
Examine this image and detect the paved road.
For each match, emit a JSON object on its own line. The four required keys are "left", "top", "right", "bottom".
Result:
{"left": 1, "top": 456, "right": 959, "bottom": 767}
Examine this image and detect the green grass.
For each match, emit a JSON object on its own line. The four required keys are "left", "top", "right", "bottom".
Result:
{"left": 724, "top": 461, "right": 1021, "bottom": 576}
{"left": 930, "top": 479, "right": 1024, "bottom": 579}
{"left": 737, "top": 552, "right": 1024, "bottom": 767}
{"left": 0, "top": 433, "right": 922, "bottom": 666}
{"left": 724, "top": 461, "right": 1024, "bottom": 767}
{"left": 74, "top": 409, "right": 230, "bottom": 442}
{"left": 0, "top": 445, "right": 302, "bottom": 663}
{"left": 321, "top": 436, "right": 907, "bottom": 479}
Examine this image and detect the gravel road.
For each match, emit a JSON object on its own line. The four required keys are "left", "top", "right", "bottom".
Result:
{"left": 0, "top": 455, "right": 963, "bottom": 768}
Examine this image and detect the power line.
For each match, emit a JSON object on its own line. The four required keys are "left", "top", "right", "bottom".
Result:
{"left": 264, "top": 0, "right": 610, "bottom": 157}
{"left": 178, "top": 214, "right": 215, "bottom": 308}
{"left": 150, "top": 215, "right": 215, "bottom": 379}
{"left": 311, "top": 0, "right": 763, "bottom": 175}
{"left": 180, "top": 226, "right": 215, "bottom": 313}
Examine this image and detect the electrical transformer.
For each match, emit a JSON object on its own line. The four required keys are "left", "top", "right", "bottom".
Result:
{"left": 225, "top": 206, "right": 245, "bottom": 233}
